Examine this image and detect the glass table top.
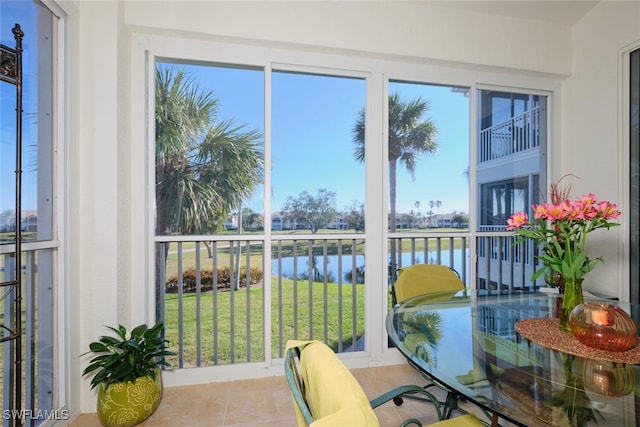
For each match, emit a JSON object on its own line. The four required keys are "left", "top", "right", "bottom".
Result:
{"left": 386, "top": 290, "right": 640, "bottom": 427}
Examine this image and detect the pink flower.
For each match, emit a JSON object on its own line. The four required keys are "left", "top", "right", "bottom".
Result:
{"left": 580, "top": 193, "right": 598, "bottom": 205}
{"left": 597, "top": 201, "right": 621, "bottom": 219}
{"left": 532, "top": 204, "right": 549, "bottom": 219}
{"left": 546, "top": 203, "right": 568, "bottom": 221}
{"left": 506, "top": 211, "right": 528, "bottom": 230}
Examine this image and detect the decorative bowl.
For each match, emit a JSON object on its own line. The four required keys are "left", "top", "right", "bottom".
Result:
{"left": 569, "top": 302, "right": 638, "bottom": 352}
{"left": 582, "top": 359, "right": 638, "bottom": 397}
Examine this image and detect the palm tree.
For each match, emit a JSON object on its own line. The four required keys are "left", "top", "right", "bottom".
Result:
{"left": 155, "top": 65, "right": 264, "bottom": 315}
{"left": 353, "top": 92, "right": 438, "bottom": 274}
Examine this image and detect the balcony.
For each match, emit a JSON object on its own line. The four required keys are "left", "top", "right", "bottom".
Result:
{"left": 155, "top": 232, "right": 543, "bottom": 369}
{"left": 478, "top": 107, "right": 540, "bottom": 163}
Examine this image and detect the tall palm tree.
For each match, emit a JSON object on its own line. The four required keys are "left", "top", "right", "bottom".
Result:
{"left": 155, "top": 65, "right": 264, "bottom": 316}
{"left": 353, "top": 92, "right": 438, "bottom": 274}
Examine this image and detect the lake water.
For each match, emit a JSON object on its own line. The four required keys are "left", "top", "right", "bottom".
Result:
{"left": 272, "top": 249, "right": 470, "bottom": 282}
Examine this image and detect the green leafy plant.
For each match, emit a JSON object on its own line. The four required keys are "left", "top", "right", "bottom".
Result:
{"left": 82, "top": 322, "right": 175, "bottom": 389}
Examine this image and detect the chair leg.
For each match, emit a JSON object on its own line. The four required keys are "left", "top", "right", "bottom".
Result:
{"left": 400, "top": 387, "right": 461, "bottom": 419}
{"left": 443, "top": 391, "right": 459, "bottom": 419}
{"left": 373, "top": 384, "right": 444, "bottom": 421}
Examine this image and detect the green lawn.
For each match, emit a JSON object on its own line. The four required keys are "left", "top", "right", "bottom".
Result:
{"left": 163, "top": 277, "right": 366, "bottom": 368}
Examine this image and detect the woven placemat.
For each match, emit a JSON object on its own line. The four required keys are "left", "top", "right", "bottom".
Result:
{"left": 515, "top": 317, "right": 640, "bottom": 364}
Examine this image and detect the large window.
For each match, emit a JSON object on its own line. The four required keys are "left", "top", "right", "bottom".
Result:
{"left": 147, "top": 38, "right": 553, "bottom": 371}
{"left": 154, "top": 61, "right": 368, "bottom": 366}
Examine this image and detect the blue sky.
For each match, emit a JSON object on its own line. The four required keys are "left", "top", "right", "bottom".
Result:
{"left": 169, "top": 62, "right": 470, "bottom": 216}
{"left": 1, "top": 1, "right": 39, "bottom": 213}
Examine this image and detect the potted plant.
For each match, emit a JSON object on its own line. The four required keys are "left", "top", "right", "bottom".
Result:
{"left": 82, "top": 322, "right": 175, "bottom": 427}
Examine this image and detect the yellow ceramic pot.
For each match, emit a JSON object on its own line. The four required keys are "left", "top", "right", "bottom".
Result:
{"left": 97, "top": 370, "right": 163, "bottom": 427}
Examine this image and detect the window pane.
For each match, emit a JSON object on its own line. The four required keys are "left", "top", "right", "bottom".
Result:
{"left": 476, "top": 89, "right": 546, "bottom": 290}
{"left": 0, "top": 81, "right": 17, "bottom": 241}
{"left": 154, "top": 62, "right": 267, "bottom": 366}
{"left": 155, "top": 61, "right": 264, "bottom": 236}
{"left": 1, "top": 1, "right": 54, "bottom": 242}
{"left": 387, "top": 82, "right": 470, "bottom": 233}
{"left": 386, "top": 82, "right": 470, "bottom": 289}
{"left": 270, "top": 72, "right": 366, "bottom": 355}
{"left": 477, "top": 89, "right": 545, "bottom": 231}
{"left": 272, "top": 72, "right": 365, "bottom": 234}
{"left": 480, "top": 177, "right": 529, "bottom": 228}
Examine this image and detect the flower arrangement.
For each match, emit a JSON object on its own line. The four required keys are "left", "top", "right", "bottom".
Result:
{"left": 82, "top": 322, "right": 175, "bottom": 389}
{"left": 507, "top": 191, "right": 621, "bottom": 331}
{"left": 506, "top": 193, "right": 621, "bottom": 283}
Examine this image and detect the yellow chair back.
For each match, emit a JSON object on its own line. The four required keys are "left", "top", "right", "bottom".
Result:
{"left": 393, "top": 264, "right": 464, "bottom": 304}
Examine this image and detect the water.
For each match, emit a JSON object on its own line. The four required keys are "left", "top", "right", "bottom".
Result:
{"left": 272, "top": 249, "right": 470, "bottom": 283}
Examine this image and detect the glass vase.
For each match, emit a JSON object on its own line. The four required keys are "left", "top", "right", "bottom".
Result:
{"left": 544, "top": 264, "right": 565, "bottom": 288}
{"left": 569, "top": 302, "right": 638, "bottom": 352}
{"left": 560, "top": 278, "right": 584, "bottom": 332}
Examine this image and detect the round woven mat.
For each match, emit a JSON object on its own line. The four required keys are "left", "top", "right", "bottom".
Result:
{"left": 515, "top": 317, "right": 640, "bottom": 364}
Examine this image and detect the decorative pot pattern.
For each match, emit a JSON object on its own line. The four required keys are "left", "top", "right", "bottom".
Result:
{"left": 97, "top": 370, "right": 163, "bottom": 427}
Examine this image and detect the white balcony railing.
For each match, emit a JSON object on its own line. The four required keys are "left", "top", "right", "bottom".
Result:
{"left": 479, "top": 107, "right": 540, "bottom": 162}
{"left": 155, "top": 233, "right": 544, "bottom": 370}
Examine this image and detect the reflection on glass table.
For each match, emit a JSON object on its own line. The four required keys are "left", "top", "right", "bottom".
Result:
{"left": 386, "top": 290, "right": 640, "bottom": 427}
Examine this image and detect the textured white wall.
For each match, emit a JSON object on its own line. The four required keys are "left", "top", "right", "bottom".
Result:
{"left": 71, "top": 0, "right": 122, "bottom": 415}
{"left": 123, "top": 1, "right": 573, "bottom": 75}
{"left": 563, "top": 1, "right": 640, "bottom": 299}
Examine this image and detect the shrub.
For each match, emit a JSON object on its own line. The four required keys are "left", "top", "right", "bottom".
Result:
{"left": 166, "top": 266, "right": 263, "bottom": 293}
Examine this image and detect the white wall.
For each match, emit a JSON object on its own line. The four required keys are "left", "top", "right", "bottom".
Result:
{"left": 123, "top": 1, "right": 573, "bottom": 75}
{"left": 66, "top": 0, "right": 123, "bottom": 417}
{"left": 563, "top": 1, "right": 640, "bottom": 299}
{"left": 66, "top": 0, "right": 640, "bottom": 416}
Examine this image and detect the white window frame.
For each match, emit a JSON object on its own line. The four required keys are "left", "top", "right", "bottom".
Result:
{"left": 130, "top": 33, "right": 562, "bottom": 385}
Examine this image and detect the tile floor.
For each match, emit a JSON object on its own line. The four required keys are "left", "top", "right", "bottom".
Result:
{"left": 68, "top": 364, "right": 492, "bottom": 427}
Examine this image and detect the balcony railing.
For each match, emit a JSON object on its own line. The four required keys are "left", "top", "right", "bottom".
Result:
{"left": 156, "top": 233, "right": 545, "bottom": 369}
{"left": 479, "top": 107, "right": 540, "bottom": 162}
{"left": 1, "top": 243, "right": 57, "bottom": 426}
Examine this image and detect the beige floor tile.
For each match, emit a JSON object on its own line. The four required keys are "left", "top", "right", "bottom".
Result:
{"left": 68, "top": 365, "right": 459, "bottom": 427}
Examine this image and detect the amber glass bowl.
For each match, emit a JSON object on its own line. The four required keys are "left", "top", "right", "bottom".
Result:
{"left": 582, "top": 359, "right": 638, "bottom": 397}
{"left": 569, "top": 302, "right": 638, "bottom": 352}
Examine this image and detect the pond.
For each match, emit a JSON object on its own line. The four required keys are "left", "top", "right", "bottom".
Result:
{"left": 272, "top": 249, "right": 470, "bottom": 283}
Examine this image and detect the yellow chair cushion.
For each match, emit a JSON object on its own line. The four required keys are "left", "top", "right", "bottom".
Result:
{"left": 431, "top": 414, "right": 486, "bottom": 426}
{"left": 286, "top": 340, "right": 380, "bottom": 427}
{"left": 394, "top": 264, "right": 464, "bottom": 304}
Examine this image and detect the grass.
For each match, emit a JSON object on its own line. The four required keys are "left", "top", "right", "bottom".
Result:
{"left": 160, "top": 232, "right": 469, "bottom": 366}
{"left": 163, "top": 276, "right": 366, "bottom": 368}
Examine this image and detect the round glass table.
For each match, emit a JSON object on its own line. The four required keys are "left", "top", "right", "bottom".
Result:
{"left": 386, "top": 289, "right": 640, "bottom": 427}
